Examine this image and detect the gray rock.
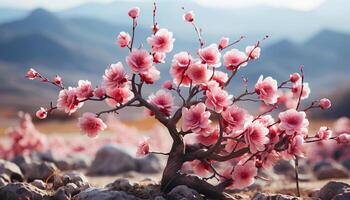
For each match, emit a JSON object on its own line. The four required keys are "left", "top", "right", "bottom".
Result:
{"left": 52, "top": 188, "right": 70, "bottom": 200}
{"left": 252, "top": 192, "right": 300, "bottom": 200}
{"left": 0, "top": 182, "right": 48, "bottom": 200}
{"left": 274, "top": 160, "right": 295, "bottom": 176}
{"left": 34, "top": 151, "right": 91, "bottom": 171}
{"left": 314, "top": 162, "right": 349, "bottom": 180}
{"left": 333, "top": 191, "right": 350, "bottom": 200}
{"left": 106, "top": 178, "right": 132, "bottom": 191}
{"left": 0, "top": 159, "right": 24, "bottom": 182}
{"left": 31, "top": 179, "right": 47, "bottom": 190}
{"left": 87, "top": 145, "right": 137, "bottom": 176}
{"left": 72, "top": 187, "right": 138, "bottom": 200}
{"left": 13, "top": 155, "right": 58, "bottom": 181}
{"left": 317, "top": 181, "right": 350, "bottom": 200}
{"left": 167, "top": 185, "right": 204, "bottom": 200}
{"left": 0, "top": 177, "right": 8, "bottom": 187}
{"left": 341, "top": 158, "right": 350, "bottom": 170}
{"left": 154, "top": 196, "right": 166, "bottom": 200}
{"left": 61, "top": 171, "right": 89, "bottom": 188}
{"left": 135, "top": 154, "right": 162, "bottom": 173}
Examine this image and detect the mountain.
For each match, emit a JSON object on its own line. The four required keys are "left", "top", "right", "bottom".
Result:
{"left": 0, "top": 8, "right": 349, "bottom": 118}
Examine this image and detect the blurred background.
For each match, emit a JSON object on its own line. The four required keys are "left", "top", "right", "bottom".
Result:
{"left": 0, "top": 0, "right": 349, "bottom": 132}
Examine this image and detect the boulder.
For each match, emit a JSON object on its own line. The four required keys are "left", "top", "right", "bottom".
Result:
{"left": 0, "top": 159, "right": 24, "bottom": 182}
{"left": 0, "top": 182, "right": 48, "bottom": 200}
{"left": 314, "top": 161, "right": 349, "bottom": 180}
{"left": 252, "top": 192, "right": 300, "bottom": 200}
{"left": 73, "top": 187, "right": 138, "bottom": 200}
{"left": 167, "top": 185, "right": 204, "bottom": 200}
{"left": 274, "top": 160, "right": 295, "bottom": 176}
{"left": 106, "top": 178, "right": 132, "bottom": 192}
{"left": 135, "top": 154, "right": 162, "bottom": 173}
{"left": 317, "top": 181, "right": 350, "bottom": 200}
{"left": 341, "top": 158, "right": 350, "bottom": 170}
{"left": 31, "top": 179, "right": 47, "bottom": 190}
{"left": 87, "top": 145, "right": 137, "bottom": 176}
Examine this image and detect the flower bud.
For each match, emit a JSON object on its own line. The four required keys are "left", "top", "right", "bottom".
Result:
{"left": 53, "top": 75, "right": 62, "bottom": 85}
{"left": 336, "top": 133, "right": 350, "bottom": 144}
{"left": 128, "top": 7, "right": 140, "bottom": 18}
{"left": 290, "top": 73, "right": 300, "bottom": 83}
{"left": 218, "top": 37, "right": 229, "bottom": 50}
{"left": 162, "top": 80, "right": 173, "bottom": 90}
{"left": 183, "top": 11, "right": 194, "bottom": 22}
{"left": 36, "top": 107, "right": 47, "bottom": 119}
{"left": 319, "top": 98, "right": 331, "bottom": 110}
{"left": 26, "top": 68, "right": 38, "bottom": 80}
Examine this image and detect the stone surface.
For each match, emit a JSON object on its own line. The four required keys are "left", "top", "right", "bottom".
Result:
{"left": 73, "top": 187, "right": 138, "bottom": 200}
{"left": 135, "top": 154, "right": 162, "bottom": 173}
{"left": 61, "top": 171, "right": 89, "bottom": 188}
{"left": 106, "top": 178, "right": 132, "bottom": 192}
{"left": 0, "top": 182, "right": 47, "bottom": 200}
{"left": 273, "top": 160, "right": 295, "bottom": 176}
{"left": 31, "top": 179, "right": 47, "bottom": 190}
{"left": 35, "top": 151, "right": 91, "bottom": 171}
{"left": 13, "top": 155, "right": 58, "bottom": 182}
{"left": 87, "top": 145, "right": 137, "bottom": 176}
{"left": 0, "top": 159, "right": 24, "bottom": 182}
{"left": 342, "top": 158, "right": 350, "bottom": 170}
{"left": 0, "top": 177, "right": 8, "bottom": 187}
{"left": 317, "top": 181, "right": 350, "bottom": 200}
{"left": 167, "top": 185, "right": 204, "bottom": 200}
{"left": 252, "top": 192, "right": 300, "bottom": 200}
{"left": 314, "top": 161, "right": 349, "bottom": 180}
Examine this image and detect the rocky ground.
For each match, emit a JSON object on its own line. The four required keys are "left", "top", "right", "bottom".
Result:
{"left": 0, "top": 143, "right": 349, "bottom": 200}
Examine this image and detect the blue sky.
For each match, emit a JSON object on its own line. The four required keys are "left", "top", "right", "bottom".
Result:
{"left": 0, "top": 0, "right": 327, "bottom": 11}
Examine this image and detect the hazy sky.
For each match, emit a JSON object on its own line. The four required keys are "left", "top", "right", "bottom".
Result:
{"left": 0, "top": 0, "right": 327, "bottom": 11}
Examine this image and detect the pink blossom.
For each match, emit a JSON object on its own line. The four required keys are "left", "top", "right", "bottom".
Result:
{"left": 225, "top": 137, "right": 247, "bottom": 153}
{"left": 223, "top": 49, "right": 247, "bottom": 70}
{"left": 279, "top": 109, "right": 309, "bottom": 135}
{"left": 153, "top": 52, "right": 166, "bottom": 63}
{"left": 222, "top": 105, "right": 252, "bottom": 133}
{"left": 147, "top": 28, "right": 175, "bottom": 53}
{"left": 261, "top": 150, "right": 280, "bottom": 169}
{"left": 103, "top": 62, "right": 128, "bottom": 91}
{"left": 128, "top": 7, "right": 140, "bottom": 18}
{"left": 319, "top": 98, "right": 331, "bottom": 110}
{"left": 136, "top": 138, "right": 150, "bottom": 157}
{"left": 232, "top": 160, "right": 257, "bottom": 189}
{"left": 183, "top": 11, "right": 194, "bottom": 22}
{"left": 57, "top": 87, "right": 83, "bottom": 115}
{"left": 268, "top": 125, "right": 282, "bottom": 144}
{"left": 93, "top": 86, "right": 105, "bottom": 99}
{"left": 289, "top": 73, "right": 300, "bottom": 83}
{"left": 198, "top": 44, "right": 221, "bottom": 67}
{"left": 256, "top": 115, "right": 275, "bottom": 127}
{"left": 106, "top": 87, "right": 134, "bottom": 107}
{"left": 172, "top": 51, "right": 192, "bottom": 67}
{"left": 53, "top": 75, "right": 62, "bottom": 85}
{"left": 336, "top": 133, "right": 350, "bottom": 144}
{"left": 191, "top": 160, "right": 210, "bottom": 177}
{"left": 212, "top": 70, "right": 228, "bottom": 87}
{"left": 185, "top": 61, "right": 209, "bottom": 84}
{"left": 245, "top": 45, "right": 261, "bottom": 60}
{"left": 292, "top": 82, "right": 310, "bottom": 100}
{"left": 140, "top": 66, "right": 160, "bottom": 84}
{"left": 147, "top": 90, "right": 174, "bottom": 116}
{"left": 78, "top": 112, "right": 107, "bottom": 138}
{"left": 182, "top": 103, "right": 211, "bottom": 135}
{"left": 288, "top": 135, "right": 305, "bottom": 157}
{"left": 26, "top": 68, "right": 38, "bottom": 80}
{"left": 255, "top": 75, "right": 279, "bottom": 104}
{"left": 76, "top": 80, "right": 93, "bottom": 100}
{"left": 244, "top": 122, "right": 269, "bottom": 153}
{"left": 35, "top": 107, "right": 47, "bottom": 119}
{"left": 117, "top": 32, "right": 131, "bottom": 48}
{"left": 316, "top": 126, "right": 332, "bottom": 140}
{"left": 205, "top": 85, "right": 232, "bottom": 113}
{"left": 218, "top": 37, "right": 229, "bottom": 50}
{"left": 126, "top": 49, "right": 153, "bottom": 73}
{"left": 162, "top": 80, "right": 173, "bottom": 90}
{"left": 170, "top": 52, "right": 192, "bottom": 86}
{"left": 196, "top": 127, "right": 219, "bottom": 146}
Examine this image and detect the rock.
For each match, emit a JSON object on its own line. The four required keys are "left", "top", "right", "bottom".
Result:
{"left": 106, "top": 178, "right": 132, "bottom": 191}
{"left": 0, "top": 182, "right": 48, "bottom": 200}
{"left": 317, "top": 181, "right": 350, "bottom": 200}
{"left": 252, "top": 192, "right": 300, "bottom": 200}
{"left": 333, "top": 191, "right": 350, "bottom": 200}
{"left": 34, "top": 151, "right": 91, "bottom": 171}
{"left": 87, "top": 145, "right": 137, "bottom": 176}
{"left": 314, "top": 161, "right": 349, "bottom": 180}
{"left": 0, "top": 159, "right": 24, "bottom": 182}
{"left": 0, "top": 177, "right": 8, "bottom": 187}
{"left": 341, "top": 158, "right": 350, "bottom": 170}
{"left": 31, "top": 179, "right": 47, "bottom": 190}
{"left": 52, "top": 188, "right": 70, "bottom": 200}
{"left": 154, "top": 196, "right": 166, "bottom": 200}
{"left": 72, "top": 187, "right": 138, "bottom": 200}
{"left": 64, "top": 183, "right": 79, "bottom": 196}
{"left": 274, "top": 160, "right": 295, "bottom": 176}
{"left": 13, "top": 155, "right": 58, "bottom": 182}
{"left": 167, "top": 185, "right": 204, "bottom": 200}
{"left": 135, "top": 154, "right": 162, "bottom": 173}
{"left": 61, "top": 171, "right": 89, "bottom": 188}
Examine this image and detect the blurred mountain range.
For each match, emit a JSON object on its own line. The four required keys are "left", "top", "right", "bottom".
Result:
{"left": 0, "top": 3, "right": 349, "bottom": 118}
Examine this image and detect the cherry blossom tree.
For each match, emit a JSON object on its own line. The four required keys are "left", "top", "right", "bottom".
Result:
{"left": 26, "top": 2, "right": 349, "bottom": 198}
